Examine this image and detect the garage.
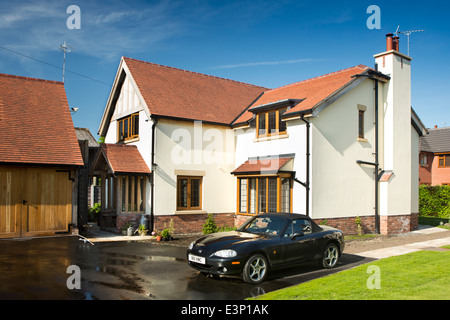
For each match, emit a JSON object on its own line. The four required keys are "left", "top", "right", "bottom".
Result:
{"left": 0, "top": 166, "right": 75, "bottom": 238}
{"left": 0, "top": 73, "right": 84, "bottom": 238}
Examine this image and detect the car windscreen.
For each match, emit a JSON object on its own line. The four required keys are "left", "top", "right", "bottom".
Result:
{"left": 239, "top": 216, "right": 287, "bottom": 237}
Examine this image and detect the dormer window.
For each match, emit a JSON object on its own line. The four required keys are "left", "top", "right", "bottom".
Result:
{"left": 118, "top": 112, "right": 139, "bottom": 142}
{"left": 256, "top": 108, "right": 287, "bottom": 138}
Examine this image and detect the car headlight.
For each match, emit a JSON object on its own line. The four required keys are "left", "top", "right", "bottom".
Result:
{"left": 188, "top": 241, "right": 195, "bottom": 250}
{"left": 213, "top": 249, "right": 237, "bottom": 258}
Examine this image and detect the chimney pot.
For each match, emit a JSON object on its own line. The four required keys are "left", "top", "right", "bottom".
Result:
{"left": 435, "top": 125, "right": 438, "bottom": 129}
{"left": 393, "top": 36, "right": 400, "bottom": 51}
{"left": 386, "top": 33, "right": 394, "bottom": 51}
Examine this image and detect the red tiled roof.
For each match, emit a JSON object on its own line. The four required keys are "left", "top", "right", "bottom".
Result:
{"left": 0, "top": 73, "right": 83, "bottom": 166}
{"left": 123, "top": 57, "right": 267, "bottom": 125}
{"left": 232, "top": 156, "right": 294, "bottom": 174}
{"left": 100, "top": 143, "right": 150, "bottom": 175}
{"left": 233, "top": 65, "right": 369, "bottom": 124}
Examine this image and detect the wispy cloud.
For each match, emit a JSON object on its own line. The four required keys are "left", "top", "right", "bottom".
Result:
{"left": 0, "top": 0, "right": 190, "bottom": 61}
{"left": 209, "top": 58, "right": 316, "bottom": 69}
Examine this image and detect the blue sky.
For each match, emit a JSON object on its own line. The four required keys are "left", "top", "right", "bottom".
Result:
{"left": 1, "top": 0, "right": 449, "bottom": 138}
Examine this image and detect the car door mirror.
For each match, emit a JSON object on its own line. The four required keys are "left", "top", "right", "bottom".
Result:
{"left": 290, "top": 232, "right": 304, "bottom": 240}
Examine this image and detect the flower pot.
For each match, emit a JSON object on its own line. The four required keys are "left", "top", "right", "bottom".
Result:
{"left": 127, "top": 227, "right": 133, "bottom": 236}
{"left": 138, "top": 230, "right": 148, "bottom": 236}
{"left": 156, "top": 235, "right": 162, "bottom": 241}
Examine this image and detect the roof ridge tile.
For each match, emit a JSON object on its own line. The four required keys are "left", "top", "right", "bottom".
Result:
{"left": 0, "top": 72, "right": 63, "bottom": 85}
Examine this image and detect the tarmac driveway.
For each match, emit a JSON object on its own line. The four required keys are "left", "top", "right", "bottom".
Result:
{"left": 0, "top": 236, "right": 373, "bottom": 300}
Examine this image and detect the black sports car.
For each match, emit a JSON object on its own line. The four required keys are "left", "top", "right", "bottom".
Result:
{"left": 187, "top": 213, "right": 345, "bottom": 284}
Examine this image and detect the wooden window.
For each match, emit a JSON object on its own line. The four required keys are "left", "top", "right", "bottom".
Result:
{"left": 177, "top": 176, "right": 202, "bottom": 210}
{"left": 256, "top": 108, "right": 287, "bottom": 138}
{"left": 358, "top": 110, "right": 365, "bottom": 139}
{"left": 237, "top": 175, "right": 292, "bottom": 214}
{"left": 357, "top": 104, "right": 367, "bottom": 140}
{"left": 419, "top": 154, "right": 428, "bottom": 167}
{"left": 438, "top": 154, "right": 450, "bottom": 168}
{"left": 118, "top": 112, "right": 139, "bottom": 141}
{"left": 280, "top": 177, "right": 291, "bottom": 212}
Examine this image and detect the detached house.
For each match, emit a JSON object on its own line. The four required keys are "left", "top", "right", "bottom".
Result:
{"left": 0, "top": 74, "right": 83, "bottom": 239}
{"left": 419, "top": 126, "right": 450, "bottom": 185}
{"left": 95, "top": 34, "right": 426, "bottom": 235}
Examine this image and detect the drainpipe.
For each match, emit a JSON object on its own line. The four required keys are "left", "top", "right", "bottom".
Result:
{"left": 150, "top": 117, "right": 158, "bottom": 233}
{"left": 300, "top": 115, "right": 311, "bottom": 217}
{"left": 374, "top": 63, "right": 380, "bottom": 234}
{"left": 355, "top": 64, "right": 381, "bottom": 234}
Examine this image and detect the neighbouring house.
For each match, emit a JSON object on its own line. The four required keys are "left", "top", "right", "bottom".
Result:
{"left": 75, "top": 127, "right": 99, "bottom": 231}
{"left": 419, "top": 126, "right": 450, "bottom": 185}
{"left": 95, "top": 34, "right": 427, "bottom": 235}
{"left": 0, "top": 73, "right": 84, "bottom": 239}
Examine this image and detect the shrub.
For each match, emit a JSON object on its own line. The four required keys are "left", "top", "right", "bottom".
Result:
{"left": 419, "top": 185, "right": 450, "bottom": 218}
{"left": 202, "top": 214, "right": 218, "bottom": 234}
{"left": 88, "top": 202, "right": 101, "bottom": 222}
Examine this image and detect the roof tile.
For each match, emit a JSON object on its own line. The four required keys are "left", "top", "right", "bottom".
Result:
{"left": 101, "top": 143, "right": 150, "bottom": 175}
{"left": 0, "top": 73, "right": 84, "bottom": 166}
{"left": 123, "top": 57, "right": 267, "bottom": 125}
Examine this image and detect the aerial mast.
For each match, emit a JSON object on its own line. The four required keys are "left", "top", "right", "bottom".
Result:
{"left": 395, "top": 26, "right": 424, "bottom": 56}
{"left": 59, "top": 41, "right": 73, "bottom": 83}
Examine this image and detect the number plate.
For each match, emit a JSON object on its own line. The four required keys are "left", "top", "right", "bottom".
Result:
{"left": 188, "top": 254, "right": 206, "bottom": 264}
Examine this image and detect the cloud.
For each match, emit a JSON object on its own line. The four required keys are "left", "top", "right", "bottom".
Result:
{"left": 0, "top": 0, "right": 189, "bottom": 61}
{"left": 209, "top": 58, "right": 317, "bottom": 69}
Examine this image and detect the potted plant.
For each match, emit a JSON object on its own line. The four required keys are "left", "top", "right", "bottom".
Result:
{"left": 138, "top": 224, "right": 148, "bottom": 236}
{"left": 152, "top": 230, "right": 162, "bottom": 241}
{"left": 161, "top": 228, "right": 172, "bottom": 241}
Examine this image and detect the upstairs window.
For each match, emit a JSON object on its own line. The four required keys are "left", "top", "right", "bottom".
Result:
{"left": 256, "top": 108, "right": 287, "bottom": 138}
{"left": 357, "top": 104, "right": 367, "bottom": 141}
{"left": 118, "top": 113, "right": 139, "bottom": 142}
{"left": 438, "top": 154, "right": 450, "bottom": 168}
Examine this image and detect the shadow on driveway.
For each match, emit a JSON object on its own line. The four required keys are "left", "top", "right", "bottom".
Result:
{"left": 0, "top": 236, "right": 374, "bottom": 300}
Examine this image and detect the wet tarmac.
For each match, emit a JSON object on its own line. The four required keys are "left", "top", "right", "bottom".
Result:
{"left": 0, "top": 236, "right": 374, "bottom": 300}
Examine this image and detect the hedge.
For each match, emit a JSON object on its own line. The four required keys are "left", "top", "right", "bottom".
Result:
{"left": 419, "top": 185, "right": 450, "bottom": 218}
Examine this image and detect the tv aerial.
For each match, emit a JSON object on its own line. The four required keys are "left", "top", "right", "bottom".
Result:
{"left": 395, "top": 26, "right": 424, "bottom": 56}
{"left": 59, "top": 41, "right": 73, "bottom": 83}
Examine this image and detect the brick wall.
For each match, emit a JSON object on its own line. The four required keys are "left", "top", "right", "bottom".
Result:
{"left": 380, "top": 213, "right": 419, "bottom": 235}
{"left": 237, "top": 213, "right": 419, "bottom": 236}
{"left": 154, "top": 213, "right": 235, "bottom": 235}
{"left": 115, "top": 212, "right": 419, "bottom": 236}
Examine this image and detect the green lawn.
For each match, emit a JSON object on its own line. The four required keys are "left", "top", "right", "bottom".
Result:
{"left": 252, "top": 250, "right": 450, "bottom": 300}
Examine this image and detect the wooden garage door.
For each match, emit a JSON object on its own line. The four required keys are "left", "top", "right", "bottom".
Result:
{"left": 0, "top": 167, "right": 73, "bottom": 238}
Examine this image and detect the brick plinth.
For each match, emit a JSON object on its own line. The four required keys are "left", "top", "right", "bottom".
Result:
{"left": 154, "top": 213, "right": 235, "bottom": 235}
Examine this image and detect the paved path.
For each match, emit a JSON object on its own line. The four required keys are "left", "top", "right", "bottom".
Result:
{"left": 357, "top": 226, "right": 450, "bottom": 259}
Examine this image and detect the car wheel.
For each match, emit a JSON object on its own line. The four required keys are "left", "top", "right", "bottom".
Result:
{"left": 320, "top": 243, "right": 339, "bottom": 269}
{"left": 242, "top": 254, "right": 268, "bottom": 284}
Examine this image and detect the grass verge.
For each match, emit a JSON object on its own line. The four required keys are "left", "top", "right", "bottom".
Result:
{"left": 252, "top": 250, "right": 450, "bottom": 300}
